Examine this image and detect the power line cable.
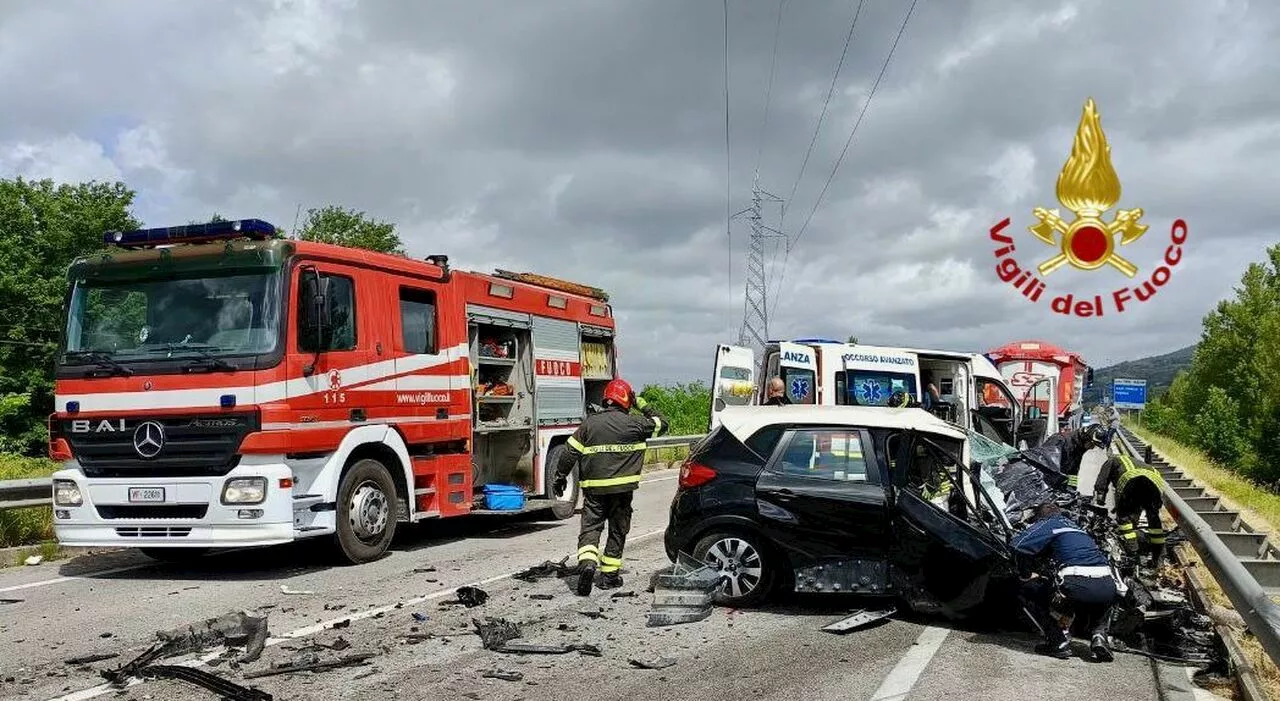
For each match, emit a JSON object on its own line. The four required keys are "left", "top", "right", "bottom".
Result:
{"left": 774, "top": 0, "right": 865, "bottom": 303}
{"left": 753, "top": 0, "right": 788, "bottom": 176}
{"left": 723, "top": 0, "right": 734, "bottom": 341}
{"left": 773, "top": 0, "right": 919, "bottom": 312}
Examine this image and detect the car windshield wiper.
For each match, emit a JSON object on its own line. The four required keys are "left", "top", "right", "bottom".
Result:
{"left": 65, "top": 351, "right": 135, "bottom": 377}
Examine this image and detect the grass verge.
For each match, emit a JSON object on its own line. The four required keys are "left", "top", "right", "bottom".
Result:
{"left": 0, "top": 453, "right": 58, "bottom": 550}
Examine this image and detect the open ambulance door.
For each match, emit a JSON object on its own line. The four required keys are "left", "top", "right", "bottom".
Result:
{"left": 775, "top": 341, "right": 818, "bottom": 404}
{"left": 1015, "top": 376, "right": 1059, "bottom": 448}
{"left": 710, "top": 344, "right": 755, "bottom": 431}
{"left": 888, "top": 430, "right": 1012, "bottom": 617}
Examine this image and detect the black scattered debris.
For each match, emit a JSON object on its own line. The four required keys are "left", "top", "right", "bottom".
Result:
{"left": 610, "top": 591, "right": 637, "bottom": 599}
{"left": 137, "top": 665, "right": 272, "bottom": 701}
{"left": 412, "top": 612, "right": 429, "bottom": 622}
{"left": 1, "top": 597, "right": 24, "bottom": 605}
{"left": 528, "top": 594, "right": 554, "bottom": 601}
{"left": 820, "top": 607, "right": 897, "bottom": 634}
{"left": 498, "top": 642, "right": 600, "bottom": 656}
{"left": 64, "top": 652, "right": 119, "bottom": 666}
{"left": 243, "top": 652, "right": 376, "bottom": 680}
{"left": 354, "top": 668, "right": 379, "bottom": 680}
{"left": 98, "top": 632, "right": 113, "bottom": 639}
{"left": 324, "top": 604, "right": 346, "bottom": 611}
{"left": 628, "top": 657, "right": 676, "bottom": 670}
{"left": 473, "top": 617, "right": 521, "bottom": 650}
{"left": 155, "top": 611, "right": 269, "bottom": 663}
{"left": 556, "top": 624, "right": 578, "bottom": 632}
{"left": 512, "top": 557, "right": 576, "bottom": 583}
{"left": 577, "top": 609, "right": 607, "bottom": 620}
{"left": 456, "top": 586, "right": 489, "bottom": 607}
{"left": 414, "top": 565, "right": 438, "bottom": 573}
{"left": 647, "top": 554, "right": 721, "bottom": 627}
{"left": 482, "top": 669, "right": 524, "bottom": 682}
{"left": 333, "top": 619, "right": 351, "bottom": 630}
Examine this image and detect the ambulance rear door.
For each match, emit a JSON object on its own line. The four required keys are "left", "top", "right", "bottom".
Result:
{"left": 710, "top": 344, "right": 755, "bottom": 431}
{"left": 776, "top": 341, "right": 817, "bottom": 405}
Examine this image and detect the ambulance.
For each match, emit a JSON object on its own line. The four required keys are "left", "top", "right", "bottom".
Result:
{"left": 709, "top": 339, "right": 1059, "bottom": 448}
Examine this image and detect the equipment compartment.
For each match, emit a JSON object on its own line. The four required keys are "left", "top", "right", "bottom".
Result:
{"left": 469, "top": 322, "right": 535, "bottom": 494}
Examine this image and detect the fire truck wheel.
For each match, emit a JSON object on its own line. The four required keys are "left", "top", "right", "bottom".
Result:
{"left": 334, "top": 458, "right": 398, "bottom": 564}
{"left": 545, "top": 443, "right": 578, "bottom": 520}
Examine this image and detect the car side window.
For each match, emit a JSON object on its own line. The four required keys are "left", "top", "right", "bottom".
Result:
{"left": 298, "top": 273, "right": 357, "bottom": 352}
{"left": 776, "top": 429, "right": 870, "bottom": 483}
{"left": 744, "top": 426, "right": 784, "bottom": 460}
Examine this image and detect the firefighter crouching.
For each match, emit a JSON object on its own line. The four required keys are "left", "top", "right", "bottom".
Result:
{"left": 552, "top": 379, "right": 669, "bottom": 596}
{"left": 1092, "top": 449, "right": 1167, "bottom": 568}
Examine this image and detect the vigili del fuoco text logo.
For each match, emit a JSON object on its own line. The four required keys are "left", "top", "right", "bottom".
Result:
{"left": 988, "top": 98, "right": 1188, "bottom": 317}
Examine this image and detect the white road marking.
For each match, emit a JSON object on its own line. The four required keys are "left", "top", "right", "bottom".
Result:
{"left": 5, "top": 473, "right": 676, "bottom": 594}
{"left": 47, "top": 527, "right": 668, "bottom": 701}
{"left": 869, "top": 625, "right": 950, "bottom": 701}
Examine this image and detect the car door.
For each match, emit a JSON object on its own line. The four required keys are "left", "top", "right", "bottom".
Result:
{"left": 888, "top": 430, "right": 1011, "bottom": 616}
{"left": 1015, "top": 376, "right": 1060, "bottom": 447}
{"left": 754, "top": 426, "right": 891, "bottom": 592}
{"left": 709, "top": 344, "right": 756, "bottom": 430}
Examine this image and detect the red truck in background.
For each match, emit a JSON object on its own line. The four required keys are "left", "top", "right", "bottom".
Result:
{"left": 48, "top": 218, "right": 619, "bottom": 564}
{"left": 983, "top": 340, "right": 1093, "bottom": 430}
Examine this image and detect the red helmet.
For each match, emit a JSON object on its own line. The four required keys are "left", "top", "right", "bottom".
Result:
{"left": 603, "top": 378, "right": 633, "bottom": 409}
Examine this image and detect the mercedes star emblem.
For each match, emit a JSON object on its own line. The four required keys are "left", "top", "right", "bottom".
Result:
{"left": 132, "top": 421, "right": 165, "bottom": 459}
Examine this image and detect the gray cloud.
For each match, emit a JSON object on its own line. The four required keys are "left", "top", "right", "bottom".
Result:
{"left": 1, "top": 0, "right": 1276, "bottom": 386}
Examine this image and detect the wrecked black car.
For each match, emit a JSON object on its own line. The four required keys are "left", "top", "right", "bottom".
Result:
{"left": 665, "top": 405, "right": 1022, "bottom": 613}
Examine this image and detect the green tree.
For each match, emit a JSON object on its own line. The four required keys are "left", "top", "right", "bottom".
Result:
{"left": 0, "top": 177, "right": 140, "bottom": 454}
{"left": 295, "top": 205, "right": 404, "bottom": 255}
{"left": 639, "top": 381, "right": 711, "bottom": 436}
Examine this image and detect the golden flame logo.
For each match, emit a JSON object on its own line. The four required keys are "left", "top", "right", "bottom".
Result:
{"left": 1029, "top": 98, "right": 1148, "bottom": 278}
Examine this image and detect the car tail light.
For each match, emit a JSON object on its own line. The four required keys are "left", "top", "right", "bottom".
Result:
{"left": 679, "top": 460, "right": 717, "bottom": 489}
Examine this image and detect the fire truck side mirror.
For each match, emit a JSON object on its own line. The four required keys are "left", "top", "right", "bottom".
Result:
{"left": 300, "top": 268, "right": 332, "bottom": 372}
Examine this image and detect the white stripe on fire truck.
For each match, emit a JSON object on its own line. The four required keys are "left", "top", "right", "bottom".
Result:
{"left": 261, "top": 414, "right": 473, "bottom": 431}
{"left": 533, "top": 348, "right": 581, "bottom": 361}
{"left": 57, "top": 342, "right": 469, "bottom": 413}
{"left": 362, "top": 375, "right": 461, "bottom": 391}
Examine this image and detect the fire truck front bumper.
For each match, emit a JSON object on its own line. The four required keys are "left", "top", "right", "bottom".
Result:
{"left": 50, "top": 463, "right": 299, "bottom": 548}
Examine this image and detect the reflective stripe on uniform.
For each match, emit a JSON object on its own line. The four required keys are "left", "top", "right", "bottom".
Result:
{"left": 1146, "top": 527, "right": 1166, "bottom": 544}
{"left": 1066, "top": 475, "right": 1079, "bottom": 487}
{"left": 568, "top": 436, "right": 648, "bottom": 455}
{"left": 580, "top": 474, "right": 644, "bottom": 489}
{"left": 599, "top": 554, "right": 623, "bottom": 573}
{"left": 577, "top": 544, "right": 600, "bottom": 563}
{"left": 1116, "top": 454, "right": 1164, "bottom": 493}
{"left": 651, "top": 416, "right": 664, "bottom": 437}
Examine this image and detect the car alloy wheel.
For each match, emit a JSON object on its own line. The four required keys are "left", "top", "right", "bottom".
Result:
{"left": 702, "top": 535, "right": 765, "bottom": 601}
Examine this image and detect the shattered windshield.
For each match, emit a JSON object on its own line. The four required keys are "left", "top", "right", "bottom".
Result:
{"left": 63, "top": 271, "right": 283, "bottom": 362}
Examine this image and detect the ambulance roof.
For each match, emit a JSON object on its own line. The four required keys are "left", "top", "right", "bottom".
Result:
{"left": 717, "top": 405, "right": 966, "bottom": 443}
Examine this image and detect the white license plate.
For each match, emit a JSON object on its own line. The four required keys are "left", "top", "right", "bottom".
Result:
{"left": 128, "top": 487, "right": 165, "bottom": 503}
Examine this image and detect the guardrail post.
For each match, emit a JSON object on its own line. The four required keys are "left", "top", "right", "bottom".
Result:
{"left": 1144, "top": 444, "right": 1153, "bottom": 463}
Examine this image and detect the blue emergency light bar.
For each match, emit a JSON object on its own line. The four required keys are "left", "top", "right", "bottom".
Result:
{"left": 103, "top": 218, "right": 278, "bottom": 247}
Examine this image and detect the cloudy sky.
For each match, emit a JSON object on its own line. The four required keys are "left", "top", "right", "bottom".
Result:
{"left": 1, "top": 0, "right": 1276, "bottom": 384}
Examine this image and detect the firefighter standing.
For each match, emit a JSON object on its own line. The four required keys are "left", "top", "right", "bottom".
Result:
{"left": 1092, "top": 450, "right": 1166, "bottom": 567}
{"left": 552, "top": 379, "right": 669, "bottom": 595}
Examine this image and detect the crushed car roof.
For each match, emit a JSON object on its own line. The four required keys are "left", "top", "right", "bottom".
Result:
{"left": 718, "top": 405, "right": 967, "bottom": 443}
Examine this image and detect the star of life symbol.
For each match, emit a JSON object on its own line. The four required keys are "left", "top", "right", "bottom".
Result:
{"left": 789, "top": 376, "right": 810, "bottom": 401}
{"left": 857, "top": 379, "right": 884, "bottom": 405}
{"left": 328, "top": 369, "right": 342, "bottom": 391}
{"left": 1029, "top": 98, "right": 1148, "bottom": 279}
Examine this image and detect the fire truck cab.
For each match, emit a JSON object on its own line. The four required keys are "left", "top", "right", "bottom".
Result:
{"left": 49, "top": 219, "right": 619, "bottom": 564}
{"left": 710, "top": 339, "right": 1058, "bottom": 448}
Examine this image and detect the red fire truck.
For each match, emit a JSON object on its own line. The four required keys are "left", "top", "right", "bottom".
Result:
{"left": 48, "top": 219, "right": 620, "bottom": 563}
{"left": 984, "top": 340, "right": 1092, "bottom": 429}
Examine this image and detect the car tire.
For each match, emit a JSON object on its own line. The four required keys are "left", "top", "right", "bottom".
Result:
{"left": 692, "top": 530, "right": 776, "bottom": 608}
{"left": 544, "top": 442, "right": 579, "bottom": 520}
{"left": 140, "top": 547, "right": 210, "bottom": 563}
{"left": 333, "top": 458, "right": 398, "bottom": 565}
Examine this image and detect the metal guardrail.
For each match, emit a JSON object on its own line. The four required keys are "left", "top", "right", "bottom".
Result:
{"left": 1117, "top": 425, "right": 1280, "bottom": 668}
{"left": 0, "top": 434, "right": 708, "bottom": 512}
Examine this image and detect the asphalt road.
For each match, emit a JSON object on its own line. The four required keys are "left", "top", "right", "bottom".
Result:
{"left": 0, "top": 451, "right": 1212, "bottom": 701}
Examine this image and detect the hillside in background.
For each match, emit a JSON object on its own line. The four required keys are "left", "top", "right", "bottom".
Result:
{"left": 1083, "top": 344, "right": 1197, "bottom": 404}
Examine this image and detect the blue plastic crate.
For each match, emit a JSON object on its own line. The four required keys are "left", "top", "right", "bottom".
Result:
{"left": 483, "top": 484, "right": 526, "bottom": 511}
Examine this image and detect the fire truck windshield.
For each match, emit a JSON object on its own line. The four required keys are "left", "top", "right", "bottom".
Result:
{"left": 62, "top": 271, "right": 282, "bottom": 364}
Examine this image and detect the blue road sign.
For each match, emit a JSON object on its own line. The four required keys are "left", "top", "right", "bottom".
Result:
{"left": 1112, "top": 378, "right": 1147, "bottom": 410}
